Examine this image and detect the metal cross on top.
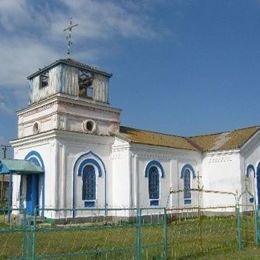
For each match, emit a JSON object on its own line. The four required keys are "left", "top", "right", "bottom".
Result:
{"left": 64, "top": 18, "right": 79, "bottom": 56}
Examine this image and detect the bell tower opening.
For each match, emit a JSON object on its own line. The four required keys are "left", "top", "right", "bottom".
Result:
{"left": 79, "top": 70, "right": 94, "bottom": 98}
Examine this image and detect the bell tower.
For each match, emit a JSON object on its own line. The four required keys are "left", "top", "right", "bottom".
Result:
{"left": 17, "top": 59, "right": 121, "bottom": 138}
{"left": 28, "top": 59, "right": 111, "bottom": 104}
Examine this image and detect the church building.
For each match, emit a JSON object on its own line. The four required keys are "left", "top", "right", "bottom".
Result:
{"left": 9, "top": 58, "right": 260, "bottom": 218}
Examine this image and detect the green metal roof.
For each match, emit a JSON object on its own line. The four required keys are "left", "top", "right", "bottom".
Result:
{"left": 0, "top": 159, "right": 43, "bottom": 175}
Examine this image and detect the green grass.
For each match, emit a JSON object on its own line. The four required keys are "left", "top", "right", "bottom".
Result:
{"left": 0, "top": 214, "right": 258, "bottom": 259}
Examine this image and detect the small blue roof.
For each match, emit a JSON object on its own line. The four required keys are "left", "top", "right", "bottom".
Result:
{"left": 0, "top": 159, "right": 43, "bottom": 175}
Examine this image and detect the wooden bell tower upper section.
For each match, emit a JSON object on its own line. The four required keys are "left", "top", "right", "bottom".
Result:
{"left": 28, "top": 59, "right": 111, "bottom": 104}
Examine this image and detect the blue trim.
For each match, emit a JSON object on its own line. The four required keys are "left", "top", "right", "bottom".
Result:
{"left": 246, "top": 164, "right": 255, "bottom": 177}
{"left": 180, "top": 164, "right": 196, "bottom": 179}
{"left": 0, "top": 162, "right": 9, "bottom": 174}
{"left": 78, "top": 159, "right": 102, "bottom": 177}
{"left": 24, "top": 151, "right": 45, "bottom": 216}
{"left": 84, "top": 201, "right": 95, "bottom": 207}
{"left": 145, "top": 160, "right": 164, "bottom": 178}
{"left": 145, "top": 160, "right": 164, "bottom": 207}
{"left": 181, "top": 164, "right": 195, "bottom": 205}
{"left": 25, "top": 151, "right": 45, "bottom": 170}
{"left": 72, "top": 151, "right": 106, "bottom": 218}
{"left": 150, "top": 200, "right": 159, "bottom": 206}
{"left": 184, "top": 199, "right": 191, "bottom": 205}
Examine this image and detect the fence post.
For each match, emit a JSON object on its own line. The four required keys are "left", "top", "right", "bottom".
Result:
{"left": 254, "top": 209, "right": 260, "bottom": 246}
{"left": 22, "top": 209, "right": 28, "bottom": 258}
{"left": 31, "top": 208, "right": 37, "bottom": 260}
{"left": 236, "top": 206, "right": 242, "bottom": 250}
{"left": 163, "top": 208, "right": 168, "bottom": 259}
{"left": 136, "top": 208, "right": 142, "bottom": 260}
{"left": 23, "top": 210, "right": 33, "bottom": 259}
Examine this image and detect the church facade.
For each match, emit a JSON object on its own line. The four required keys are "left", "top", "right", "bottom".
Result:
{"left": 10, "top": 59, "right": 260, "bottom": 218}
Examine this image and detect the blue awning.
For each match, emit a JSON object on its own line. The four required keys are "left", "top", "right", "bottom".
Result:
{"left": 0, "top": 159, "right": 43, "bottom": 175}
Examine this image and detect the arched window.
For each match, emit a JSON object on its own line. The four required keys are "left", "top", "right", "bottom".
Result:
{"left": 82, "top": 165, "right": 96, "bottom": 203}
{"left": 181, "top": 164, "right": 195, "bottom": 205}
{"left": 149, "top": 166, "right": 159, "bottom": 206}
{"left": 183, "top": 169, "right": 191, "bottom": 204}
{"left": 246, "top": 165, "right": 255, "bottom": 203}
{"left": 145, "top": 160, "right": 164, "bottom": 206}
{"left": 74, "top": 151, "right": 106, "bottom": 209}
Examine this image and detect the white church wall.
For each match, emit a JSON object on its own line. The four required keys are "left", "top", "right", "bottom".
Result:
{"left": 17, "top": 100, "right": 59, "bottom": 138}
{"left": 11, "top": 137, "right": 57, "bottom": 216}
{"left": 17, "top": 96, "right": 121, "bottom": 139}
{"left": 241, "top": 132, "right": 260, "bottom": 206}
{"left": 57, "top": 133, "right": 114, "bottom": 219}
{"left": 111, "top": 139, "right": 132, "bottom": 209}
{"left": 123, "top": 144, "right": 201, "bottom": 211}
{"left": 201, "top": 151, "right": 241, "bottom": 209}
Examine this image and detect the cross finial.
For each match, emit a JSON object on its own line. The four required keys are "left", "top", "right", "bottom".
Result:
{"left": 64, "top": 18, "right": 79, "bottom": 56}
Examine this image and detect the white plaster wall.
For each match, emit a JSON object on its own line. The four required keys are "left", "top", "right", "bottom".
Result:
{"left": 201, "top": 151, "right": 241, "bottom": 208}
{"left": 241, "top": 133, "right": 260, "bottom": 206}
{"left": 57, "top": 133, "right": 114, "bottom": 218}
{"left": 11, "top": 137, "right": 58, "bottom": 216}
{"left": 113, "top": 143, "right": 202, "bottom": 211}
{"left": 18, "top": 95, "right": 120, "bottom": 139}
{"left": 111, "top": 139, "right": 131, "bottom": 209}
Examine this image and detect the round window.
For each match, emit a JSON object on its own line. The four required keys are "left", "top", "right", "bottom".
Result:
{"left": 33, "top": 122, "right": 40, "bottom": 134}
{"left": 86, "top": 120, "right": 94, "bottom": 131}
{"left": 83, "top": 119, "right": 96, "bottom": 133}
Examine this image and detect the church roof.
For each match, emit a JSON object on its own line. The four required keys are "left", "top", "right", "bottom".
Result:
{"left": 120, "top": 126, "right": 260, "bottom": 152}
{"left": 27, "top": 58, "right": 112, "bottom": 79}
{"left": 119, "top": 126, "right": 198, "bottom": 151}
{"left": 189, "top": 126, "right": 260, "bottom": 152}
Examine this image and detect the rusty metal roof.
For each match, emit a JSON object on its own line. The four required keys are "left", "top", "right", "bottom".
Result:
{"left": 119, "top": 126, "right": 198, "bottom": 151}
{"left": 120, "top": 125, "right": 260, "bottom": 152}
{"left": 189, "top": 126, "right": 260, "bottom": 152}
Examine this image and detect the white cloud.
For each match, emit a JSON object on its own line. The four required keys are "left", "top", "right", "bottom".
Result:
{"left": 50, "top": 0, "right": 158, "bottom": 40}
{"left": 0, "top": 0, "right": 28, "bottom": 31}
{"left": 0, "top": 0, "right": 169, "bottom": 99}
{"left": 0, "top": 37, "right": 59, "bottom": 86}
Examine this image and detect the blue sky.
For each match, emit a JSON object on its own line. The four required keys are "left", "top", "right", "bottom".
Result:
{"left": 0, "top": 0, "right": 260, "bottom": 156}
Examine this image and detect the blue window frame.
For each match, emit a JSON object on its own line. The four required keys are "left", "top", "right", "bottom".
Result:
{"left": 82, "top": 165, "right": 96, "bottom": 206}
{"left": 149, "top": 166, "right": 159, "bottom": 206}
{"left": 181, "top": 164, "right": 195, "bottom": 205}
{"left": 145, "top": 160, "right": 164, "bottom": 207}
{"left": 183, "top": 169, "right": 191, "bottom": 204}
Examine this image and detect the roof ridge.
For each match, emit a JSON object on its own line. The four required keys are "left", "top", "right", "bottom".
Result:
{"left": 120, "top": 126, "right": 186, "bottom": 139}
{"left": 189, "top": 125, "right": 260, "bottom": 138}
